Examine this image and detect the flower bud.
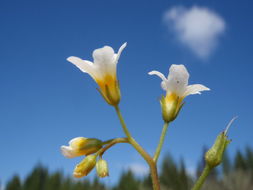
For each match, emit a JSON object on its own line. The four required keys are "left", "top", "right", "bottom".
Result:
{"left": 205, "top": 132, "right": 230, "bottom": 168}
{"left": 96, "top": 159, "right": 109, "bottom": 178}
{"left": 205, "top": 117, "right": 237, "bottom": 168}
{"left": 73, "top": 155, "right": 97, "bottom": 178}
{"left": 160, "top": 93, "right": 184, "bottom": 123}
{"left": 61, "top": 137, "right": 103, "bottom": 158}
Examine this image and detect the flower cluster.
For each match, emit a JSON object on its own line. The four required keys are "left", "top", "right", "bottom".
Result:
{"left": 61, "top": 42, "right": 218, "bottom": 185}
{"left": 61, "top": 137, "right": 109, "bottom": 178}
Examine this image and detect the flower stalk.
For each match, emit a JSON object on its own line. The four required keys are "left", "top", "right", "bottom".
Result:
{"left": 153, "top": 122, "right": 169, "bottom": 163}
{"left": 191, "top": 165, "right": 212, "bottom": 190}
{"left": 97, "top": 138, "right": 129, "bottom": 157}
{"left": 114, "top": 105, "right": 160, "bottom": 190}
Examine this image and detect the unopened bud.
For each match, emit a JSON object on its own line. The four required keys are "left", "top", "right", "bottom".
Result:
{"left": 96, "top": 159, "right": 109, "bottom": 178}
{"left": 73, "top": 155, "right": 97, "bottom": 178}
{"left": 205, "top": 117, "right": 237, "bottom": 168}
{"left": 61, "top": 137, "right": 103, "bottom": 158}
{"left": 205, "top": 132, "right": 230, "bottom": 168}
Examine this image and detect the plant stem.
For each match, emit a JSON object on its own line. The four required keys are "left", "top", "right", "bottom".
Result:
{"left": 153, "top": 122, "right": 169, "bottom": 163}
{"left": 98, "top": 138, "right": 129, "bottom": 157}
{"left": 191, "top": 165, "right": 212, "bottom": 190}
{"left": 101, "top": 139, "right": 115, "bottom": 145}
{"left": 114, "top": 105, "right": 160, "bottom": 190}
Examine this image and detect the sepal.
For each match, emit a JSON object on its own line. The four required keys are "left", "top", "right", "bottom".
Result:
{"left": 160, "top": 95, "right": 183, "bottom": 122}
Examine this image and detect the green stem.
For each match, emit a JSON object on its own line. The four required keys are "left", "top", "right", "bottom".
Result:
{"left": 153, "top": 122, "right": 169, "bottom": 163}
{"left": 98, "top": 138, "right": 129, "bottom": 157}
{"left": 114, "top": 105, "right": 160, "bottom": 190}
{"left": 191, "top": 165, "right": 212, "bottom": 190}
{"left": 101, "top": 139, "right": 115, "bottom": 145}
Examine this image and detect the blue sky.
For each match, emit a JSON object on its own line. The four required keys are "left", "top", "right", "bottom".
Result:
{"left": 1, "top": 0, "right": 253, "bottom": 186}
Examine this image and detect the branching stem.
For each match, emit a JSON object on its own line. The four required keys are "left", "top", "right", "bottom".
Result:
{"left": 114, "top": 105, "right": 160, "bottom": 190}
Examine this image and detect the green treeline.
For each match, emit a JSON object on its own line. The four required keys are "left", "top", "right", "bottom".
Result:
{"left": 5, "top": 147, "right": 253, "bottom": 190}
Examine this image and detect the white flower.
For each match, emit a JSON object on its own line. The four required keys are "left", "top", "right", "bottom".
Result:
{"left": 149, "top": 64, "right": 210, "bottom": 97}
{"left": 149, "top": 64, "right": 210, "bottom": 122}
{"left": 67, "top": 43, "right": 127, "bottom": 105}
{"left": 61, "top": 137, "right": 102, "bottom": 158}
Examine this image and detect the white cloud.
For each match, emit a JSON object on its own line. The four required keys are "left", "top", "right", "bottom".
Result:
{"left": 164, "top": 6, "right": 226, "bottom": 59}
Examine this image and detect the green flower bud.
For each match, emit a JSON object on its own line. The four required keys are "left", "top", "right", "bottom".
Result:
{"left": 205, "top": 117, "right": 237, "bottom": 168}
{"left": 205, "top": 132, "right": 231, "bottom": 168}
{"left": 73, "top": 155, "right": 97, "bottom": 178}
{"left": 96, "top": 159, "right": 109, "bottom": 178}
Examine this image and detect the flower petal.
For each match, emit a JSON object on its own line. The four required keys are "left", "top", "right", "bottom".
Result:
{"left": 148, "top": 70, "right": 167, "bottom": 81}
{"left": 67, "top": 56, "right": 98, "bottom": 78}
{"left": 69, "top": 137, "right": 86, "bottom": 148}
{"left": 166, "top": 64, "right": 189, "bottom": 96}
{"left": 92, "top": 46, "right": 115, "bottom": 66}
{"left": 61, "top": 146, "right": 77, "bottom": 158}
{"left": 92, "top": 46, "right": 116, "bottom": 77}
{"left": 183, "top": 84, "right": 210, "bottom": 97}
{"left": 114, "top": 42, "right": 127, "bottom": 64}
{"left": 149, "top": 70, "right": 168, "bottom": 91}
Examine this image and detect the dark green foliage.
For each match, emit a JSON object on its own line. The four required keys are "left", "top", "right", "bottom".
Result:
{"left": 113, "top": 170, "right": 140, "bottom": 190}
{"left": 45, "top": 172, "right": 62, "bottom": 190}
{"left": 142, "top": 175, "right": 152, "bottom": 190}
{"left": 160, "top": 155, "right": 191, "bottom": 190}
{"left": 178, "top": 159, "right": 192, "bottom": 190}
{"left": 234, "top": 150, "right": 248, "bottom": 171}
{"left": 3, "top": 147, "right": 253, "bottom": 190}
{"left": 23, "top": 164, "right": 48, "bottom": 190}
{"left": 222, "top": 150, "right": 231, "bottom": 175}
{"left": 61, "top": 178, "right": 72, "bottom": 190}
{"left": 6, "top": 175, "right": 21, "bottom": 190}
{"left": 91, "top": 177, "right": 106, "bottom": 190}
{"left": 245, "top": 146, "right": 253, "bottom": 172}
{"left": 72, "top": 180, "right": 92, "bottom": 190}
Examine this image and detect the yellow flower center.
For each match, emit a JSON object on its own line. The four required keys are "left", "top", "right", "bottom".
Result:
{"left": 165, "top": 92, "right": 184, "bottom": 115}
{"left": 96, "top": 75, "right": 121, "bottom": 106}
{"left": 96, "top": 75, "right": 116, "bottom": 92}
